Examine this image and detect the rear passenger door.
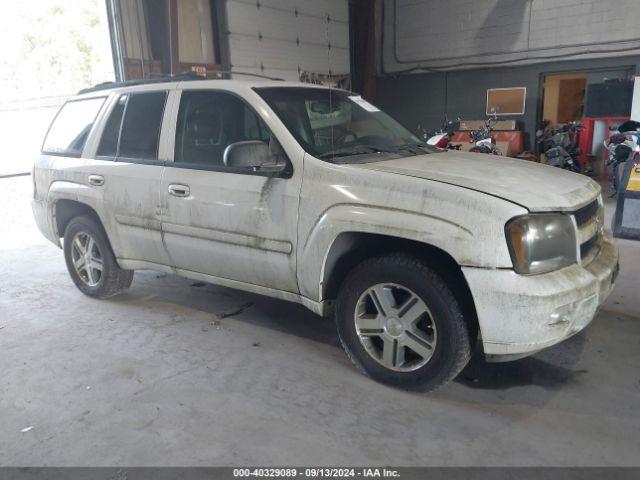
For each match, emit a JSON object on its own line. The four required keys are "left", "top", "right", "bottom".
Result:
{"left": 81, "top": 89, "right": 173, "bottom": 266}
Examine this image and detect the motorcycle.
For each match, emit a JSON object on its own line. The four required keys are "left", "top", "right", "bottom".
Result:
{"left": 536, "top": 120, "right": 582, "bottom": 172}
{"left": 605, "top": 120, "right": 640, "bottom": 195}
{"left": 421, "top": 118, "right": 461, "bottom": 150}
{"left": 468, "top": 113, "right": 502, "bottom": 155}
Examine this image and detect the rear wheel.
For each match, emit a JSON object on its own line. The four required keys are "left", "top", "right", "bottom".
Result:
{"left": 63, "top": 215, "right": 133, "bottom": 298}
{"left": 335, "top": 254, "right": 473, "bottom": 391}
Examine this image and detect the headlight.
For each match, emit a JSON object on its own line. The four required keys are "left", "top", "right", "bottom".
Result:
{"left": 505, "top": 214, "right": 577, "bottom": 274}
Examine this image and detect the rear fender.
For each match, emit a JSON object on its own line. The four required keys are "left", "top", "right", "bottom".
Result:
{"left": 47, "top": 180, "right": 112, "bottom": 239}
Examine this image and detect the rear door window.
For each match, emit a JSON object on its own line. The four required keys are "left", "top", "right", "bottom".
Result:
{"left": 96, "top": 91, "right": 167, "bottom": 161}
{"left": 96, "top": 95, "right": 127, "bottom": 157}
{"left": 42, "top": 97, "right": 106, "bottom": 156}
{"left": 119, "top": 91, "right": 167, "bottom": 160}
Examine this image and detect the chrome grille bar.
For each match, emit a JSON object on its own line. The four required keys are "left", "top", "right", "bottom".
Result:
{"left": 571, "top": 198, "right": 603, "bottom": 266}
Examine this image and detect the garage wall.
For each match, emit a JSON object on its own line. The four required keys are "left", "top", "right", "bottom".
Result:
{"left": 381, "top": 0, "right": 640, "bottom": 73}
{"left": 225, "top": 0, "right": 350, "bottom": 81}
{"left": 375, "top": 56, "right": 640, "bottom": 151}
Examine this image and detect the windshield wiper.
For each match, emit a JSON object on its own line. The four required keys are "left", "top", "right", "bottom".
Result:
{"left": 318, "top": 144, "right": 397, "bottom": 159}
{"left": 389, "top": 143, "right": 431, "bottom": 154}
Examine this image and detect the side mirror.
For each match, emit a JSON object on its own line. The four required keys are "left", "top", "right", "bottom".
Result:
{"left": 223, "top": 140, "right": 286, "bottom": 174}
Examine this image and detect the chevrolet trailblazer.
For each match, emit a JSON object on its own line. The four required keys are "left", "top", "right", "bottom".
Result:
{"left": 32, "top": 79, "right": 619, "bottom": 390}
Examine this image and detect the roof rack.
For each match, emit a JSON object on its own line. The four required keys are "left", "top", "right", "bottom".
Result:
{"left": 213, "top": 70, "right": 285, "bottom": 81}
{"left": 77, "top": 70, "right": 284, "bottom": 95}
{"left": 77, "top": 71, "right": 205, "bottom": 94}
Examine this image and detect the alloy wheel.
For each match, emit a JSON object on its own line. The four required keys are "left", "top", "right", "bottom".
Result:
{"left": 354, "top": 283, "right": 437, "bottom": 372}
{"left": 70, "top": 232, "right": 103, "bottom": 287}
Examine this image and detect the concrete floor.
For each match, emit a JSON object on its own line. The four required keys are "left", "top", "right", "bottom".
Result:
{"left": 0, "top": 175, "right": 639, "bottom": 466}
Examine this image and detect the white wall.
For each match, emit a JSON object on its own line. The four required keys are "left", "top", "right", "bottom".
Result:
{"left": 0, "top": 97, "right": 67, "bottom": 176}
{"left": 381, "top": 0, "right": 640, "bottom": 73}
{"left": 225, "top": 0, "right": 350, "bottom": 81}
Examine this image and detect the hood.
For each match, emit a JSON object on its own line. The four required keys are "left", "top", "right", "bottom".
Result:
{"left": 352, "top": 150, "right": 600, "bottom": 211}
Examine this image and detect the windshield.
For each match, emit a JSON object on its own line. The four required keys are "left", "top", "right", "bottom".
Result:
{"left": 255, "top": 87, "right": 439, "bottom": 162}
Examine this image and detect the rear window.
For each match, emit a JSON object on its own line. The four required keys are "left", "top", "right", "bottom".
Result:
{"left": 42, "top": 97, "right": 106, "bottom": 156}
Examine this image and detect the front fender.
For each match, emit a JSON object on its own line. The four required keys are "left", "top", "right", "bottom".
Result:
{"left": 298, "top": 203, "right": 491, "bottom": 301}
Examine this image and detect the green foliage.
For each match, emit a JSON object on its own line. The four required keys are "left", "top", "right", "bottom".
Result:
{"left": 0, "top": 0, "right": 114, "bottom": 101}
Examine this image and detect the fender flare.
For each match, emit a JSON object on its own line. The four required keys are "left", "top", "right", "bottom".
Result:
{"left": 47, "top": 180, "right": 110, "bottom": 239}
{"left": 297, "top": 203, "right": 477, "bottom": 301}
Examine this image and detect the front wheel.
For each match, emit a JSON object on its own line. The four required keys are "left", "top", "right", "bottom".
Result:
{"left": 63, "top": 215, "right": 133, "bottom": 298}
{"left": 335, "top": 254, "right": 473, "bottom": 391}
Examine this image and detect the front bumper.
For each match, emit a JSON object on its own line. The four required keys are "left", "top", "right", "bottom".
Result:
{"left": 462, "top": 239, "right": 619, "bottom": 359}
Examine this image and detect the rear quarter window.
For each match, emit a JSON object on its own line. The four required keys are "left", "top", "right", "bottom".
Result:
{"left": 42, "top": 97, "right": 106, "bottom": 157}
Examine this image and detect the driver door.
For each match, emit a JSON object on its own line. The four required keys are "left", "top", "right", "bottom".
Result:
{"left": 160, "top": 89, "right": 301, "bottom": 294}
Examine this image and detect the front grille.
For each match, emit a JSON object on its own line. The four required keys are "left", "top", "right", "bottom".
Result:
{"left": 574, "top": 199, "right": 599, "bottom": 227}
{"left": 580, "top": 235, "right": 599, "bottom": 259}
{"left": 572, "top": 198, "right": 602, "bottom": 264}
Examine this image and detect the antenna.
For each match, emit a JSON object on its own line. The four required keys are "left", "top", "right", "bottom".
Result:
{"left": 326, "top": 12, "right": 334, "bottom": 159}
{"left": 168, "top": 0, "right": 174, "bottom": 75}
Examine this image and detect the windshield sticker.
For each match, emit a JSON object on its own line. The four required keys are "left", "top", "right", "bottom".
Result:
{"left": 348, "top": 95, "right": 379, "bottom": 112}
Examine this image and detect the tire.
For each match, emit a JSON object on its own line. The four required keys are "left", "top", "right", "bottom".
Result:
{"left": 63, "top": 214, "right": 133, "bottom": 298}
{"left": 335, "top": 254, "right": 473, "bottom": 391}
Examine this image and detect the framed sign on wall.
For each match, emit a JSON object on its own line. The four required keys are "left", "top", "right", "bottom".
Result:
{"left": 486, "top": 87, "right": 526, "bottom": 115}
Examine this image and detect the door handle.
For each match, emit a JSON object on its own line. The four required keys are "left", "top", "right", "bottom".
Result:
{"left": 88, "top": 174, "right": 105, "bottom": 186}
{"left": 168, "top": 184, "right": 190, "bottom": 197}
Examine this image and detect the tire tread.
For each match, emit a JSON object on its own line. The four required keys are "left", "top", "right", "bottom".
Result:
{"left": 335, "top": 253, "right": 472, "bottom": 392}
{"left": 64, "top": 214, "right": 133, "bottom": 299}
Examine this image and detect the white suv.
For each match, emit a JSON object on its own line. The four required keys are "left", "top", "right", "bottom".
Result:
{"left": 32, "top": 79, "right": 619, "bottom": 390}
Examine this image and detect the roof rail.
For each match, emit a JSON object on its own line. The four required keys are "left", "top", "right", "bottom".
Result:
{"left": 77, "top": 71, "right": 205, "bottom": 94}
{"left": 77, "top": 69, "right": 285, "bottom": 95}
{"left": 213, "top": 70, "right": 285, "bottom": 81}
